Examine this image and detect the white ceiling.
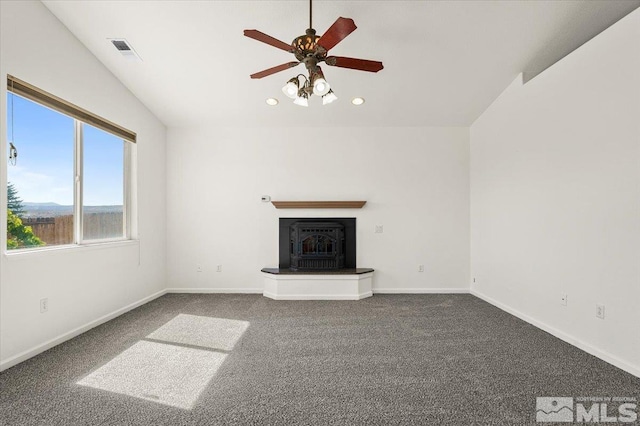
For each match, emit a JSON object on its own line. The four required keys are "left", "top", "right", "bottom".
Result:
{"left": 43, "top": 0, "right": 639, "bottom": 128}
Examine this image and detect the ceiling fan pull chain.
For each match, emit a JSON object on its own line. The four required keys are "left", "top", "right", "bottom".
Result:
{"left": 309, "top": 0, "right": 313, "bottom": 30}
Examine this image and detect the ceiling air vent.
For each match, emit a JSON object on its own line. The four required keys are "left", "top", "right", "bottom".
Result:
{"left": 108, "top": 38, "right": 142, "bottom": 61}
{"left": 112, "top": 40, "right": 131, "bottom": 51}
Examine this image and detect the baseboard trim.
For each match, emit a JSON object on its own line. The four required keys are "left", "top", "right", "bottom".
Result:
{"left": 0, "top": 289, "right": 167, "bottom": 372}
{"left": 374, "top": 288, "right": 469, "bottom": 294}
{"left": 165, "top": 287, "right": 263, "bottom": 294}
{"left": 470, "top": 289, "right": 640, "bottom": 378}
{"left": 165, "top": 287, "right": 470, "bottom": 295}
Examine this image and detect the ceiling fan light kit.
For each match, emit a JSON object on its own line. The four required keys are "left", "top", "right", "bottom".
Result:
{"left": 244, "top": 0, "right": 383, "bottom": 107}
{"left": 293, "top": 92, "right": 309, "bottom": 107}
{"left": 322, "top": 90, "right": 338, "bottom": 105}
{"left": 282, "top": 78, "right": 300, "bottom": 99}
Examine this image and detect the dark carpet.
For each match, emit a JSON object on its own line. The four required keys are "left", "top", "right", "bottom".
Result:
{"left": 1, "top": 294, "right": 638, "bottom": 425}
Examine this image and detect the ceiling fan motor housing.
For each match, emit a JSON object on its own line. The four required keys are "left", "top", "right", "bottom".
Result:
{"left": 292, "top": 28, "right": 327, "bottom": 63}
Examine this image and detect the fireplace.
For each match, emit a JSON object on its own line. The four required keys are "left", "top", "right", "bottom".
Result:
{"left": 279, "top": 218, "right": 356, "bottom": 270}
{"left": 290, "top": 222, "right": 344, "bottom": 270}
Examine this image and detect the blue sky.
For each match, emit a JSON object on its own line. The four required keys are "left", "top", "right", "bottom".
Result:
{"left": 7, "top": 94, "right": 124, "bottom": 206}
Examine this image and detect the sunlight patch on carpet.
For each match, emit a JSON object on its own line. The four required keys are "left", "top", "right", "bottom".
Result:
{"left": 146, "top": 314, "right": 249, "bottom": 351}
{"left": 77, "top": 341, "right": 225, "bottom": 409}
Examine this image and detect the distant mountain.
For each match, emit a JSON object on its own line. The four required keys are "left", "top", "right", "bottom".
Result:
{"left": 23, "top": 202, "right": 63, "bottom": 207}
{"left": 84, "top": 205, "right": 124, "bottom": 214}
{"left": 21, "top": 202, "right": 122, "bottom": 218}
{"left": 22, "top": 203, "right": 72, "bottom": 218}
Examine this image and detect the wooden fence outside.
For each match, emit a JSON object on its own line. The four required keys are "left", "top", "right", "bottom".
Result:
{"left": 24, "top": 212, "right": 123, "bottom": 245}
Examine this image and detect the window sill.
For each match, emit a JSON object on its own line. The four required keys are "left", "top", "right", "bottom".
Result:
{"left": 4, "top": 239, "right": 139, "bottom": 259}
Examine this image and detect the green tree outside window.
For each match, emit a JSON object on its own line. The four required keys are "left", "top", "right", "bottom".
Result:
{"left": 6, "top": 183, "right": 44, "bottom": 249}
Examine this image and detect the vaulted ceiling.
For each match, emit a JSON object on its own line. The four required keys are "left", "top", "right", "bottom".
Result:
{"left": 43, "top": 0, "right": 639, "bottom": 128}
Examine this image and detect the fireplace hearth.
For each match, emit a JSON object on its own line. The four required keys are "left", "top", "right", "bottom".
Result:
{"left": 279, "top": 218, "right": 356, "bottom": 270}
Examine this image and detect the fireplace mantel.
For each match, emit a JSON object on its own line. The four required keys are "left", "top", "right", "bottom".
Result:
{"left": 271, "top": 201, "right": 366, "bottom": 209}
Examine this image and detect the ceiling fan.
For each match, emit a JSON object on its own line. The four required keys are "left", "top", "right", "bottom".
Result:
{"left": 244, "top": 0, "right": 384, "bottom": 106}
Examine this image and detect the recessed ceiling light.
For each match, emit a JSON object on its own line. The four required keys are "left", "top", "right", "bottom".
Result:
{"left": 351, "top": 97, "right": 365, "bottom": 106}
{"left": 266, "top": 98, "right": 279, "bottom": 106}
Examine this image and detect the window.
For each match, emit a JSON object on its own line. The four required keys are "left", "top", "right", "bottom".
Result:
{"left": 82, "top": 124, "right": 128, "bottom": 241}
{"left": 6, "top": 75, "right": 135, "bottom": 251}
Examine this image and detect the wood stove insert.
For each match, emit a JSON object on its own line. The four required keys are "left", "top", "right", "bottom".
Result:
{"left": 279, "top": 218, "right": 356, "bottom": 270}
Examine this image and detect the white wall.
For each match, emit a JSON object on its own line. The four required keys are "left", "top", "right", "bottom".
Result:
{"left": 0, "top": 1, "right": 167, "bottom": 370}
{"left": 471, "top": 9, "right": 640, "bottom": 376}
{"left": 166, "top": 127, "right": 469, "bottom": 293}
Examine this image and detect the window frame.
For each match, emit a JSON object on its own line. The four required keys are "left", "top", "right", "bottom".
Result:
{"left": 5, "top": 76, "right": 135, "bottom": 253}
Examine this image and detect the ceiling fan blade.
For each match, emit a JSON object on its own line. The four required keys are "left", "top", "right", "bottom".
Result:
{"left": 325, "top": 56, "right": 384, "bottom": 73}
{"left": 250, "top": 62, "right": 300, "bottom": 79}
{"left": 244, "top": 29, "right": 293, "bottom": 52}
{"left": 317, "top": 17, "right": 357, "bottom": 51}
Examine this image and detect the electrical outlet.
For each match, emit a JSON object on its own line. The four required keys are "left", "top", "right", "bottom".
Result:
{"left": 596, "top": 304, "right": 605, "bottom": 319}
{"left": 40, "top": 298, "right": 48, "bottom": 313}
{"left": 418, "top": 264, "right": 424, "bottom": 272}
{"left": 216, "top": 265, "right": 222, "bottom": 273}
{"left": 560, "top": 294, "right": 567, "bottom": 306}
{"left": 375, "top": 225, "right": 383, "bottom": 234}
{"left": 196, "top": 264, "right": 202, "bottom": 272}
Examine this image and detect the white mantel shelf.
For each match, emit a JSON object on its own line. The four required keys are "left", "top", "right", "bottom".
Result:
{"left": 262, "top": 269, "right": 374, "bottom": 300}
